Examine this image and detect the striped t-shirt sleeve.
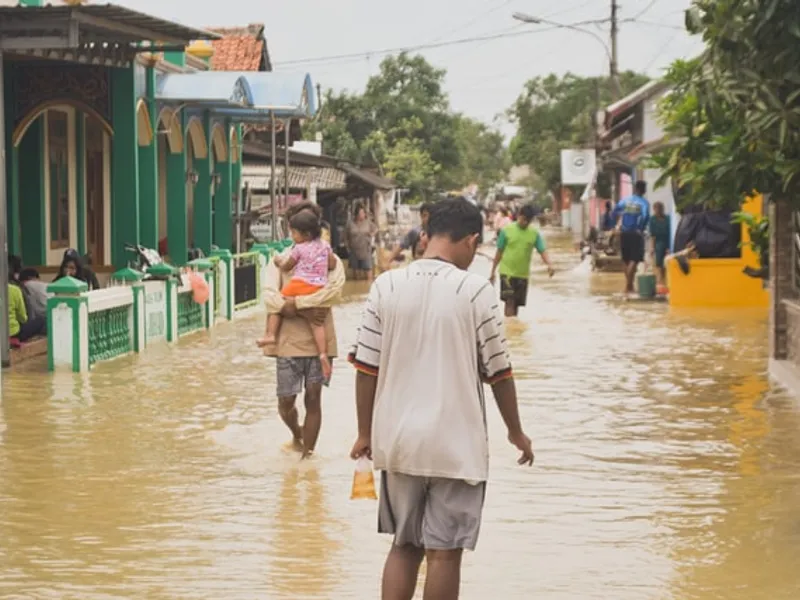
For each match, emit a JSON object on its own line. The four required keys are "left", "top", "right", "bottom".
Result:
{"left": 348, "top": 280, "right": 382, "bottom": 376}
{"left": 474, "top": 286, "right": 512, "bottom": 384}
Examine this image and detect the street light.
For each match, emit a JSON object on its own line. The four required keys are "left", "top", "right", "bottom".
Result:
{"left": 512, "top": 11, "right": 621, "bottom": 97}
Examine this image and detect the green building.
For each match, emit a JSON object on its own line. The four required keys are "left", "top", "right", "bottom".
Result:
{"left": 0, "top": 2, "right": 315, "bottom": 363}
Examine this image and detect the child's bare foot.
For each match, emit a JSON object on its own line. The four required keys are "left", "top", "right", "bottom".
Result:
{"left": 319, "top": 354, "right": 332, "bottom": 381}
{"left": 256, "top": 334, "right": 276, "bottom": 348}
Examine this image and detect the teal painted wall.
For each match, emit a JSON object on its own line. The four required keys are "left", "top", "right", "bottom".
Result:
{"left": 18, "top": 119, "right": 45, "bottom": 265}
{"left": 110, "top": 68, "right": 140, "bottom": 268}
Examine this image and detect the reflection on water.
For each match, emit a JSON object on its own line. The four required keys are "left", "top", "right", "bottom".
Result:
{"left": 1, "top": 230, "right": 800, "bottom": 599}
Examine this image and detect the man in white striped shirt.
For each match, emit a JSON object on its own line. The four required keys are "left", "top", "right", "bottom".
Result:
{"left": 349, "top": 198, "right": 534, "bottom": 600}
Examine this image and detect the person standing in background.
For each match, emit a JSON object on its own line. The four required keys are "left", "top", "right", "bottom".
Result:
{"left": 613, "top": 180, "right": 651, "bottom": 296}
{"left": 346, "top": 204, "right": 378, "bottom": 281}
{"left": 648, "top": 201, "right": 671, "bottom": 292}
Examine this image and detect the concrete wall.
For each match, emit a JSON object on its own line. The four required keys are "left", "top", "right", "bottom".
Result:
{"left": 768, "top": 197, "right": 800, "bottom": 394}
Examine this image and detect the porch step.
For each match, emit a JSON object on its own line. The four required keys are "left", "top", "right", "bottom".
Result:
{"left": 10, "top": 336, "right": 47, "bottom": 366}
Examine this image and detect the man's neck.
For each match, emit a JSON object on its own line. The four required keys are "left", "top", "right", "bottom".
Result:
{"left": 422, "top": 239, "right": 459, "bottom": 265}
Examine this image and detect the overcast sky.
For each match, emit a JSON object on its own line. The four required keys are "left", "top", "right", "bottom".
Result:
{"left": 124, "top": 0, "right": 703, "bottom": 137}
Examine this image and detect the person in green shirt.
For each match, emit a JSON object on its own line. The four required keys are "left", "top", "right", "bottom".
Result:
{"left": 490, "top": 204, "right": 555, "bottom": 317}
{"left": 8, "top": 281, "right": 46, "bottom": 343}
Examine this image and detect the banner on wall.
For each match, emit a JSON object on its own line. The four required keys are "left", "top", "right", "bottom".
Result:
{"left": 560, "top": 149, "right": 597, "bottom": 185}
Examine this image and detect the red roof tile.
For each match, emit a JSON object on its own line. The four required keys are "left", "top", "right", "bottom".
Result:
{"left": 207, "top": 24, "right": 270, "bottom": 72}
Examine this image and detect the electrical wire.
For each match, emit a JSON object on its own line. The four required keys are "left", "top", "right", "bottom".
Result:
{"left": 631, "top": 0, "right": 663, "bottom": 20}
{"left": 273, "top": 18, "right": 612, "bottom": 69}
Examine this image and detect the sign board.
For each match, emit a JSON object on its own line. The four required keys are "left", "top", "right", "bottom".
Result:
{"left": 144, "top": 281, "right": 167, "bottom": 343}
{"left": 560, "top": 149, "right": 596, "bottom": 185}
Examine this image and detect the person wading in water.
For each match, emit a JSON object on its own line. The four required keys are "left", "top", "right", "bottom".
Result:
{"left": 350, "top": 197, "right": 534, "bottom": 600}
{"left": 260, "top": 202, "right": 345, "bottom": 458}
{"left": 489, "top": 203, "right": 554, "bottom": 317}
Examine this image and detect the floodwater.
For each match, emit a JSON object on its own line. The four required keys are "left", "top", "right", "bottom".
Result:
{"left": 2, "top": 231, "right": 800, "bottom": 600}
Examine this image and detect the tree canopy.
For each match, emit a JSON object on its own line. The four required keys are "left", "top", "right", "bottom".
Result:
{"left": 306, "top": 53, "right": 510, "bottom": 201}
{"left": 651, "top": 0, "right": 800, "bottom": 209}
{"left": 507, "top": 72, "right": 649, "bottom": 197}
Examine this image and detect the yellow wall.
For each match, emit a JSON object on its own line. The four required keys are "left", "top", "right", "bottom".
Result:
{"left": 667, "top": 195, "right": 769, "bottom": 309}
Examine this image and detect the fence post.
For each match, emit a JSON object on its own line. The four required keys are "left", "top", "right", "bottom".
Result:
{"left": 111, "top": 267, "right": 145, "bottom": 352}
{"left": 46, "top": 276, "right": 89, "bottom": 372}
{"left": 251, "top": 243, "right": 272, "bottom": 304}
{"left": 147, "top": 264, "right": 179, "bottom": 342}
{"left": 188, "top": 258, "right": 215, "bottom": 329}
{"left": 210, "top": 248, "right": 234, "bottom": 321}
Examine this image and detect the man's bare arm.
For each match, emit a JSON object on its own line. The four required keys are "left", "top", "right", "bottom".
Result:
{"left": 490, "top": 378, "right": 523, "bottom": 436}
{"left": 491, "top": 377, "right": 534, "bottom": 465}
{"left": 490, "top": 249, "right": 504, "bottom": 281}
{"left": 356, "top": 372, "right": 377, "bottom": 438}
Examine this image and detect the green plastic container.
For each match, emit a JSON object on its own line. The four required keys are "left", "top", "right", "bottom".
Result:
{"left": 637, "top": 273, "right": 657, "bottom": 298}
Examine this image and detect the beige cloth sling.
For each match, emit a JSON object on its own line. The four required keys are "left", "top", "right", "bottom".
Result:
{"left": 261, "top": 252, "right": 345, "bottom": 358}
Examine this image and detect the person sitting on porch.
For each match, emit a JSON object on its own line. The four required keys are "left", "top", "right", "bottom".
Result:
{"left": 54, "top": 248, "right": 100, "bottom": 291}
{"left": 19, "top": 268, "right": 48, "bottom": 323}
{"left": 601, "top": 201, "right": 616, "bottom": 231}
{"left": 8, "top": 279, "right": 45, "bottom": 344}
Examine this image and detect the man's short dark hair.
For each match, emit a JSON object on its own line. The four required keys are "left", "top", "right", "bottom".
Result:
{"left": 19, "top": 268, "right": 39, "bottom": 282}
{"left": 519, "top": 204, "right": 536, "bottom": 221}
{"left": 634, "top": 180, "right": 647, "bottom": 196}
{"left": 426, "top": 197, "right": 483, "bottom": 243}
{"left": 419, "top": 202, "right": 435, "bottom": 216}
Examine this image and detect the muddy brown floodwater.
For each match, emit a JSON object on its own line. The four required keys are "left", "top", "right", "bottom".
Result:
{"left": 2, "top": 230, "right": 800, "bottom": 599}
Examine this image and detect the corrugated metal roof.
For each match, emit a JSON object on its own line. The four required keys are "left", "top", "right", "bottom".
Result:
{"left": 338, "top": 163, "right": 395, "bottom": 190}
{"left": 605, "top": 80, "right": 668, "bottom": 126}
{"left": 156, "top": 72, "right": 253, "bottom": 106}
{"left": 0, "top": 4, "right": 219, "bottom": 44}
{"left": 213, "top": 72, "right": 316, "bottom": 119}
{"left": 242, "top": 164, "right": 346, "bottom": 191}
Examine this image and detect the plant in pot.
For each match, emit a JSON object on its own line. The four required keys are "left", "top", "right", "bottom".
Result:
{"left": 731, "top": 211, "right": 769, "bottom": 282}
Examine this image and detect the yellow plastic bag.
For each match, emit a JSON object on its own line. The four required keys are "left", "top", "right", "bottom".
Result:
{"left": 350, "top": 456, "right": 377, "bottom": 500}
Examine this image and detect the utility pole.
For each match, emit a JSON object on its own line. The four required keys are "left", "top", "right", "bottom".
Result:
{"left": 610, "top": 0, "right": 621, "bottom": 98}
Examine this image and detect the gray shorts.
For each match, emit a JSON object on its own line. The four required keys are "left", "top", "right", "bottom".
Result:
{"left": 378, "top": 471, "right": 486, "bottom": 551}
{"left": 275, "top": 357, "right": 326, "bottom": 398}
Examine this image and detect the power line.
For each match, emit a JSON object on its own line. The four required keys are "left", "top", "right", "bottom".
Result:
{"left": 428, "top": 0, "right": 516, "bottom": 44}
{"left": 632, "top": 0, "right": 663, "bottom": 20}
{"left": 273, "top": 18, "right": 611, "bottom": 69}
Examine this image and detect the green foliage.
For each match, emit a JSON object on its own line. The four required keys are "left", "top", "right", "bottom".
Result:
{"left": 507, "top": 72, "right": 649, "bottom": 197}
{"left": 305, "top": 53, "right": 510, "bottom": 201}
{"left": 652, "top": 0, "right": 800, "bottom": 209}
{"left": 731, "top": 211, "right": 770, "bottom": 263}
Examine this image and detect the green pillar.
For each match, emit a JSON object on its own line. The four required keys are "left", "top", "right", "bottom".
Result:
{"left": 139, "top": 66, "right": 159, "bottom": 249}
{"left": 3, "top": 62, "right": 18, "bottom": 256}
{"left": 110, "top": 67, "right": 140, "bottom": 268}
{"left": 193, "top": 112, "right": 213, "bottom": 254}
{"left": 214, "top": 130, "right": 233, "bottom": 252}
{"left": 75, "top": 113, "right": 86, "bottom": 255}
{"left": 18, "top": 119, "right": 45, "bottom": 265}
{"left": 166, "top": 114, "right": 188, "bottom": 265}
{"left": 231, "top": 138, "right": 242, "bottom": 252}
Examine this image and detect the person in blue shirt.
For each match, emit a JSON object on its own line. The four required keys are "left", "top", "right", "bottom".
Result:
{"left": 613, "top": 180, "right": 650, "bottom": 294}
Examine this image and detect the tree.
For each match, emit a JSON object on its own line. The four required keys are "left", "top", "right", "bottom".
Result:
{"left": 652, "top": 1, "right": 800, "bottom": 209}
{"left": 508, "top": 72, "right": 650, "bottom": 197}
{"left": 305, "top": 53, "right": 510, "bottom": 201}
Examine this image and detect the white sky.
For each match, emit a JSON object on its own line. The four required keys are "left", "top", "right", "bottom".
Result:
{"left": 123, "top": 0, "right": 704, "bottom": 137}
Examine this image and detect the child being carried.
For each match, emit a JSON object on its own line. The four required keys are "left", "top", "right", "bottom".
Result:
{"left": 257, "top": 208, "right": 336, "bottom": 379}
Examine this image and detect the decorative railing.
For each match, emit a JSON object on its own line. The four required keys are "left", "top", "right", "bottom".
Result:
{"left": 177, "top": 287, "right": 205, "bottom": 337}
{"left": 233, "top": 251, "right": 261, "bottom": 311}
{"left": 45, "top": 241, "right": 301, "bottom": 373}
